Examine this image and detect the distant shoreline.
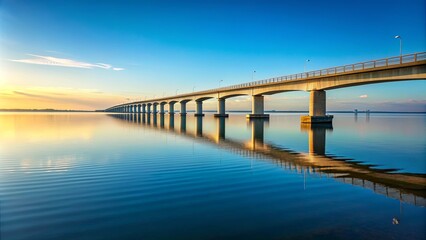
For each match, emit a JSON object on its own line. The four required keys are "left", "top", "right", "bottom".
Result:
{"left": 0, "top": 109, "right": 95, "bottom": 112}
{"left": 1, "top": 109, "right": 425, "bottom": 114}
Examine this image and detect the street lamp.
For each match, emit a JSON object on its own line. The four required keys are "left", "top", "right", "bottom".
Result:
{"left": 395, "top": 35, "right": 402, "bottom": 57}
{"left": 193, "top": 86, "right": 196, "bottom": 92}
{"left": 252, "top": 70, "right": 256, "bottom": 82}
{"left": 175, "top": 89, "right": 179, "bottom": 95}
{"left": 219, "top": 80, "right": 223, "bottom": 88}
{"left": 304, "top": 59, "right": 310, "bottom": 74}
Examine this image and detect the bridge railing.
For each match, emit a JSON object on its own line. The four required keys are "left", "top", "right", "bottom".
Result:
{"left": 215, "top": 52, "right": 426, "bottom": 92}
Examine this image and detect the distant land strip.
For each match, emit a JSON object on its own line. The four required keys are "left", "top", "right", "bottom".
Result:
{"left": 1, "top": 109, "right": 425, "bottom": 114}
{"left": 0, "top": 109, "right": 95, "bottom": 112}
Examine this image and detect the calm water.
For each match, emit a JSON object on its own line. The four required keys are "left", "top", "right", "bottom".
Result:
{"left": 0, "top": 112, "right": 425, "bottom": 240}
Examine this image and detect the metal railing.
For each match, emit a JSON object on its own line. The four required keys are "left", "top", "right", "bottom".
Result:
{"left": 211, "top": 52, "right": 425, "bottom": 92}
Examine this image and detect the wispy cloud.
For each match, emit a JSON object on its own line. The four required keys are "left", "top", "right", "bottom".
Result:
{"left": 359, "top": 94, "right": 368, "bottom": 98}
{"left": 10, "top": 54, "right": 124, "bottom": 71}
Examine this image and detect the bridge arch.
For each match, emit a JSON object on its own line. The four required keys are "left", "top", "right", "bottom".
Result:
{"left": 195, "top": 96, "right": 214, "bottom": 102}
{"left": 219, "top": 93, "right": 249, "bottom": 99}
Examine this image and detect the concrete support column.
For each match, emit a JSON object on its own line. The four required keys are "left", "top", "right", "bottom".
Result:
{"left": 153, "top": 103, "right": 158, "bottom": 114}
{"left": 194, "top": 101, "right": 204, "bottom": 116}
{"left": 142, "top": 104, "right": 146, "bottom": 114}
{"left": 301, "top": 90, "right": 333, "bottom": 124}
{"left": 180, "top": 102, "right": 187, "bottom": 115}
{"left": 133, "top": 105, "right": 137, "bottom": 113}
{"left": 138, "top": 104, "right": 141, "bottom": 113}
{"left": 310, "top": 90, "right": 326, "bottom": 116}
{"left": 159, "top": 103, "right": 165, "bottom": 114}
{"left": 246, "top": 95, "right": 269, "bottom": 118}
{"left": 147, "top": 104, "right": 152, "bottom": 114}
{"left": 214, "top": 98, "right": 229, "bottom": 117}
{"left": 169, "top": 103, "right": 175, "bottom": 114}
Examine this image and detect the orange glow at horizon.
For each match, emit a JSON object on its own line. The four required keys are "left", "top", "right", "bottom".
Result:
{"left": 0, "top": 86, "right": 127, "bottom": 110}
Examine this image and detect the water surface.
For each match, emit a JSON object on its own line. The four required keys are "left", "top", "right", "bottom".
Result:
{"left": 0, "top": 112, "right": 425, "bottom": 240}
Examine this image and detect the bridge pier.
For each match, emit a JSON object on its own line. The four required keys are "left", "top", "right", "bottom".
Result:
{"left": 301, "top": 90, "right": 333, "bottom": 124}
{"left": 133, "top": 105, "right": 137, "bottom": 113}
{"left": 214, "top": 98, "right": 229, "bottom": 117}
{"left": 246, "top": 95, "right": 269, "bottom": 119}
{"left": 194, "top": 101, "right": 204, "bottom": 116}
{"left": 153, "top": 103, "right": 158, "bottom": 114}
{"left": 169, "top": 103, "right": 175, "bottom": 114}
{"left": 137, "top": 104, "right": 141, "bottom": 113}
{"left": 142, "top": 104, "right": 146, "bottom": 114}
{"left": 159, "top": 103, "right": 166, "bottom": 114}
{"left": 147, "top": 103, "right": 152, "bottom": 114}
{"left": 180, "top": 102, "right": 187, "bottom": 115}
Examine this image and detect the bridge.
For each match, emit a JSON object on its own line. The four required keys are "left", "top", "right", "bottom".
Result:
{"left": 108, "top": 113, "right": 426, "bottom": 207}
{"left": 105, "top": 52, "right": 426, "bottom": 123}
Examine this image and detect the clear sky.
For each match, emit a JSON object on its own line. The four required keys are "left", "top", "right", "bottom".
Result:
{"left": 1, "top": 0, "right": 425, "bottom": 111}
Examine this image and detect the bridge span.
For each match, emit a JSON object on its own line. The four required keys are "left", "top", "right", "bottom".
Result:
{"left": 105, "top": 52, "right": 426, "bottom": 123}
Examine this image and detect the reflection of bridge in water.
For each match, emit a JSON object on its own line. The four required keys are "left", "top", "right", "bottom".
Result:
{"left": 109, "top": 113, "right": 426, "bottom": 207}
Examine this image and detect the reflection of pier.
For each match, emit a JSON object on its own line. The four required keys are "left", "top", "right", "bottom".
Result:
{"left": 111, "top": 113, "right": 426, "bottom": 207}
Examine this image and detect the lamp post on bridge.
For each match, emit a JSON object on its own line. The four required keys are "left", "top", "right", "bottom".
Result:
{"left": 219, "top": 80, "right": 223, "bottom": 88}
{"left": 395, "top": 35, "right": 402, "bottom": 61}
{"left": 175, "top": 89, "right": 179, "bottom": 95}
{"left": 252, "top": 70, "right": 256, "bottom": 82}
{"left": 304, "top": 59, "right": 310, "bottom": 75}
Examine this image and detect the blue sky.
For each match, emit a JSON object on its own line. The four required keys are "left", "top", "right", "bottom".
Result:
{"left": 0, "top": 0, "right": 425, "bottom": 111}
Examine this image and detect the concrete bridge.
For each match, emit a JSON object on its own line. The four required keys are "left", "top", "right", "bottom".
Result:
{"left": 105, "top": 52, "right": 426, "bottom": 123}
{"left": 109, "top": 113, "right": 426, "bottom": 206}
